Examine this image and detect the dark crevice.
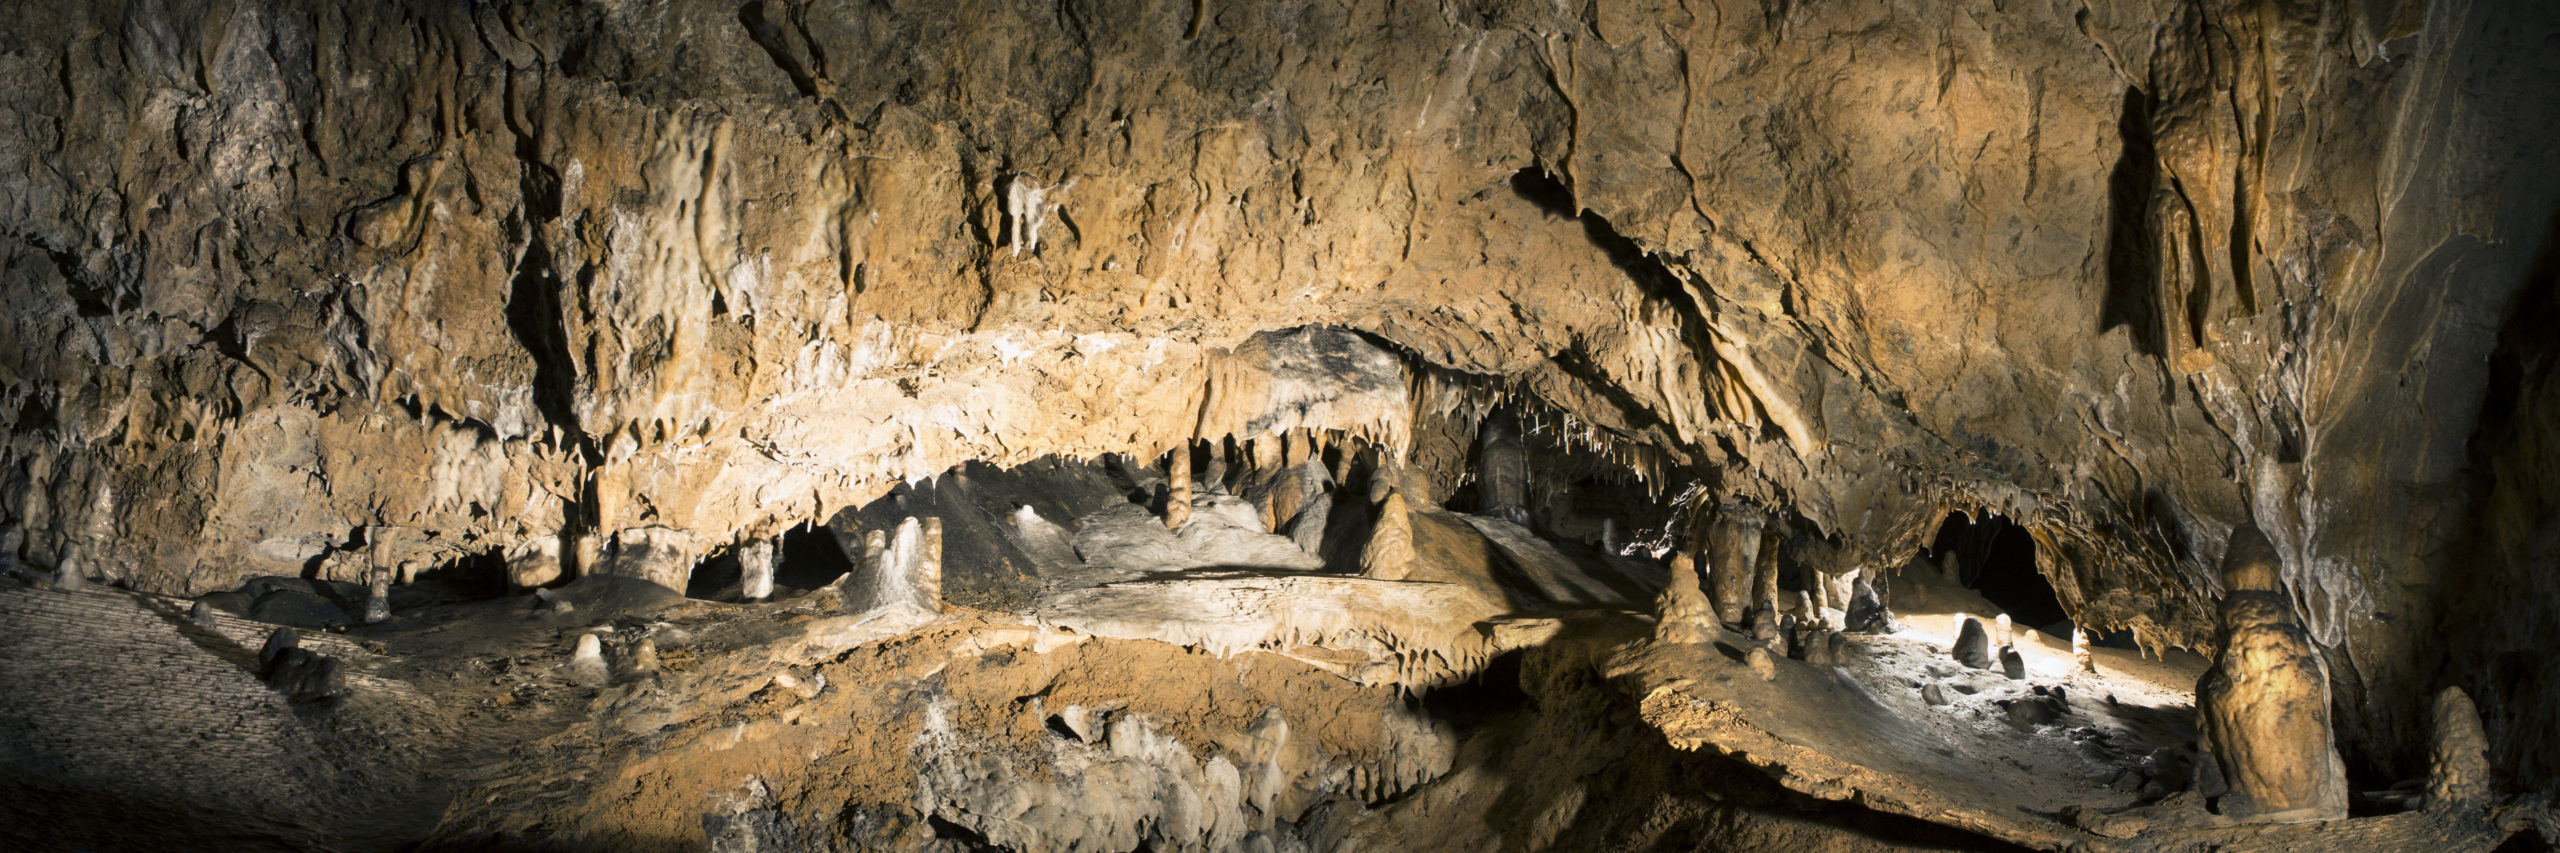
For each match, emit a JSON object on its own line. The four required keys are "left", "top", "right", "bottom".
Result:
{"left": 2099, "top": 87, "right": 2165, "bottom": 359}
{"left": 738, "top": 1, "right": 822, "bottom": 98}
{"left": 2181, "top": 185, "right": 2214, "bottom": 349}
{"left": 778, "top": 521, "right": 856, "bottom": 589}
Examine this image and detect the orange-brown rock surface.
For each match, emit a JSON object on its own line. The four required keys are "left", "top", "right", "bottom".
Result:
{"left": 0, "top": 0, "right": 2554, "bottom": 794}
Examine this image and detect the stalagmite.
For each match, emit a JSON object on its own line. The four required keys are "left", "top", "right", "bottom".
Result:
{"left": 918, "top": 517, "right": 945, "bottom": 611}
{"left": 1202, "top": 444, "right": 1230, "bottom": 495}
{"left": 2072, "top": 628, "right": 2096, "bottom": 673}
{"left": 189, "top": 600, "right": 218, "bottom": 627}
{"left": 1653, "top": 553, "right": 1717, "bottom": 644}
{"left": 2426, "top": 686, "right": 2492, "bottom": 809}
{"left": 569, "top": 634, "right": 609, "bottom": 686}
{"left": 1365, "top": 455, "right": 1398, "bottom": 504}
{"left": 1751, "top": 599, "right": 1787, "bottom": 655}
{"left": 52, "top": 544, "right": 81, "bottom": 591}
{"left": 1953, "top": 616, "right": 1993, "bottom": 669}
{"left": 1165, "top": 444, "right": 1194, "bottom": 530}
{"left": 1705, "top": 513, "right": 1764, "bottom": 626}
{"left": 1845, "top": 574, "right": 1895, "bottom": 633}
{"left": 1361, "top": 492, "right": 1415, "bottom": 581}
{"left": 626, "top": 637, "right": 661, "bottom": 681}
{"left": 1751, "top": 538, "right": 1780, "bottom": 621}
{"left": 364, "top": 565, "right": 392, "bottom": 624}
{"left": 1745, "top": 646, "right": 1777, "bottom": 681}
{"left": 1797, "top": 625, "right": 1836, "bottom": 666}
{"left": 2195, "top": 525, "right": 2349, "bottom": 823}
{"left": 1477, "top": 409, "right": 1530, "bottom": 524}
{"left": 1995, "top": 613, "right": 2013, "bottom": 649}
{"left": 2000, "top": 646, "right": 2026, "bottom": 680}
{"left": 860, "top": 528, "right": 889, "bottom": 610}
{"left": 573, "top": 534, "right": 605, "bottom": 583}
{"left": 1805, "top": 569, "right": 1831, "bottom": 629}
{"left": 738, "top": 538, "right": 776, "bottom": 602}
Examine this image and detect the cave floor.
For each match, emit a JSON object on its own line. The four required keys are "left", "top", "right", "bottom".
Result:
{"left": 0, "top": 487, "right": 2532, "bottom": 850}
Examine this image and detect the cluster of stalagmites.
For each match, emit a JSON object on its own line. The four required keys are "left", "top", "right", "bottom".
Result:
{"left": 1946, "top": 613, "right": 2030, "bottom": 680}
{"left": 1651, "top": 509, "right": 1872, "bottom": 680}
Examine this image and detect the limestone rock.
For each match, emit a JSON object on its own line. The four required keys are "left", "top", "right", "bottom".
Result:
{"left": 1922, "top": 682, "right": 1949, "bottom": 706}
{"left": 362, "top": 568, "right": 391, "bottom": 625}
{"left": 1360, "top": 492, "right": 1415, "bottom": 582}
{"left": 52, "top": 545, "right": 82, "bottom": 592}
{"left": 1745, "top": 647, "right": 1777, "bottom": 682}
{"left": 1953, "top": 617, "right": 1993, "bottom": 670}
{"left": 2425, "top": 687, "right": 2492, "bottom": 809}
{"left": 1844, "top": 575, "right": 1896, "bottom": 634}
{"left": 623, "top": 638, "right": 661, "bottom": 682}
{"left": 568, "top": 634, "right": 609, "bottom": 687}
{"left": 258, "top": 627, "right": 299, "bottom": 677}
{"left": 737, "top": 538, "right": 776, "bottom": 602}
{"left": 1652, "top": 553, "right": 1717, "bottom": 645}
{"left": 1164, "top": 447, "right": 1194, "bottom": 531}
{"left": 2195, "top": 526, "right": 2349, "bottom": 823}
{"left": 2000, "top": 646, "right": 2026, "bottom": 680}
{"left": 257, "top": 627, "right": 342, "bottom": 702}
{"left": 507, "top": 538, "right": 565, "bottom": 591}
{"left": 0, "top": 0, "right": 2547, "bottom": 796}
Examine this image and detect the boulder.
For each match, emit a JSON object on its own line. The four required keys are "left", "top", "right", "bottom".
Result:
{"left": 1952, "top": 616, "right": 1993, "bottom": 670}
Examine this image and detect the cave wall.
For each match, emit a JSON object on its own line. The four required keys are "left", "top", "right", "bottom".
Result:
{"left": 1, "top": 0, "right": 2554, "bottom": 784}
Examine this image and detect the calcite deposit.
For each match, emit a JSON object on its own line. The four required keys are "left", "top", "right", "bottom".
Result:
{"left": 1, "top": 0, "right": 2557, "bottom": 849}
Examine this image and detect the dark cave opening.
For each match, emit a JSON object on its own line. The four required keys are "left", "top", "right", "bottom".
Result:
{"left": 1927, "top": 512, "right": 2068, "bottom": 631}
{"left": 684, "top": 549, "right": 742, "bottom": 600}
{"left": 683, "top": 524, "right": 858, "bottom": 601}
{"left": 777, "top": 521, "right": 856, "bottom": 589}
{"left": 412, "top": 548, "right": 511, "bottom": 602}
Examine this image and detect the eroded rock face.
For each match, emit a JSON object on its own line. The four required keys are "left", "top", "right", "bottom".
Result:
{"left": 0, "top": 0, "right": 2554, "bottom": 785}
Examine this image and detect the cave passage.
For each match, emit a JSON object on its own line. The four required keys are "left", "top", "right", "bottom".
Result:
{"left": 1927, "top": 511, "right": 2068, "bottom": 631}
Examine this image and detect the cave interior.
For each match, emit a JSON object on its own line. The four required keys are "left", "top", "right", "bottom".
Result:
{"left": 1, "top": 0, "right": 2557, "bottom": 851}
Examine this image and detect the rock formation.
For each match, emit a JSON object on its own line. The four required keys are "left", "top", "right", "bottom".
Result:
{"left": 1952, "top": 617, "right": 1993, "bottom": 671}
{"left": 2195, "top": 526, "right": 2349, "bottom": 823}
{"left": 1360, "top": 492, "right": 1416, "bottom": 581}
{"left": 363, "top": 566, "right": 391, "bottom": 624}
{"left": 736, "top": 538, "right": 776, "bottom": 602}
{"left": 1653, "top": 552, "right": 1716, "bottom": 645}
{"left": 0, "top": 0, "right": 2554, "bottom": 846}
{"left": 1164, "top": 447, "right": 1194, "bottom": 531}
{"left": 1844, "top": 575, "right": 1895, "bottom": 634}
{"left": 2426, "top": 687, "right": 2492, "bottom": 810}
{"left": 1704, "top": 514, "right": 1764, "bottom": 627}
{"left": 568, "top": 634, "right": 609, "bottom": 687}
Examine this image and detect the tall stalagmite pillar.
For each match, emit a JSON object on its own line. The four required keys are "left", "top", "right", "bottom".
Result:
{"left": 918, "top": 517, "right": 945, "bottom": 611}
{"left": 738, "top": 538, "right": 776, "bottom": 602}
{"left": 1165, "top": 443, "right": 1193, "bottom": 530}
{"left": 1705, "top": 512, "right": 1764, "bottom": 627}
{"left": 2195, "top": 525, "right": 2349, "bottom": 823}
